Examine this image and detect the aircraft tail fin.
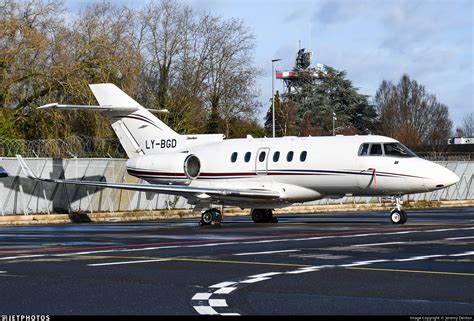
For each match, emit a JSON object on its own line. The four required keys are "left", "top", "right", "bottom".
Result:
{"left": 40, "top": 84, "right": 180, "bottom": 158}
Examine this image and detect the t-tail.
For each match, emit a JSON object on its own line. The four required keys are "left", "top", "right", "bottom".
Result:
{"left": 39, "top": 83, "right": 224, "bottom": 158}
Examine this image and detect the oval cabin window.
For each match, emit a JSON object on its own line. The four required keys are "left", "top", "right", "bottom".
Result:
{"left": 300, "top": 151, "right": 307, "bottom": 162}
{"left": 287, "top": 151, "right": 294, "bottom": 162}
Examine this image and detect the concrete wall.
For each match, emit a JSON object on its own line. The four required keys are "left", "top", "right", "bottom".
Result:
{"left": 0, "top": 157, "right": 472, "bottom": 215}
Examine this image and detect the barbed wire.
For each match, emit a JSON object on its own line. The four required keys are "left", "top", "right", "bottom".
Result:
{"left": 0, "top": 135, "right": 127, "bottom": 158}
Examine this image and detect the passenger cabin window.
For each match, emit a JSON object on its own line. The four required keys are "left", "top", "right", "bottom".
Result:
{"left": 300, "top": 151, "right": 307, "bottom": 162}
{"left": 231, "top": 152, "right": 238, "bottom": 163}
{"left": 244, "top": 152, "right": 251, "bottom": 162}
{"left": 369, "top": 144, "right": 383, "bottom": 156}
{"left": 273, "top": 151, "right": 280, "bottom": 162}
{"left": 359, "top": 143, "right": 369, "bottom": 156}
{"left": 384, "top": 143, "right": 417, "bottom": 157}
{"left": 287, "top": 151, "right": 294, "bottom": 162}
{"left": 259, "top": 151, "right": 266, "bottom": 162}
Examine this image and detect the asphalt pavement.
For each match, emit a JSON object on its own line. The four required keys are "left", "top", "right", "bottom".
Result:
{"left": 0, "top": 207, "right": 473, "bottom": 315}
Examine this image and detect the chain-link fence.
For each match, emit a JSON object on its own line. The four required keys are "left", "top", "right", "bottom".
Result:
{"left": 0, "top": 136, "right": 127, "bottom": 158}
{"left": 415, "top": 151, "right": 473, "bottom": 161}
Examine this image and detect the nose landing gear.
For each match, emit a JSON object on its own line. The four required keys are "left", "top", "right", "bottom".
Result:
{"left": 390, "top": 195, "right": 407, "bottom": 224}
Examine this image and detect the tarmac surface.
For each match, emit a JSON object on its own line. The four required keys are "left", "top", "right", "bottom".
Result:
{"left": 0, "top": 207, "right": 473, "bottom": 315}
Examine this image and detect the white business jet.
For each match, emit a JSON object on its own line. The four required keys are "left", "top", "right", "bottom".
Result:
{"left": 17, "top": 84, "right": 459, "bottom": 225}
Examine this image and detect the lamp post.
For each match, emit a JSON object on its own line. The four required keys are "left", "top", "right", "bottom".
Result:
{"left": 272, "top": 58, "right": 282, "bottom": 138}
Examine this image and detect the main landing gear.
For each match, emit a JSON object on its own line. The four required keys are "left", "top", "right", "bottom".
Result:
{"left": 390, "top": 195, "right": 408, "bottom": 225}
{"left": 251, "top": 209, "right": 278, "bottom": 223}
{"left": 200, "top": 208, "right": 222, "bottom": 226}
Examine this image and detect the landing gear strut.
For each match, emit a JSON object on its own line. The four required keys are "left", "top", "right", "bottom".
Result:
{"left": 390, "top": 195, "right": 407, "bottom": 225}
{"left": 251, "top": 209, "right": 277, "bottom": 223}
{"left": 200, "top": 208, "right": 222, "bottom": 226}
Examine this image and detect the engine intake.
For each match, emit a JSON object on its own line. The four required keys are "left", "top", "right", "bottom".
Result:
{"left": 184, "top": 154, "right": 200, "bottom": 179}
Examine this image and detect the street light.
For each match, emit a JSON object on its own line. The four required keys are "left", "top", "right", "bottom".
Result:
{"left": 272, "top": 58, "right": 282, "bottom": 138}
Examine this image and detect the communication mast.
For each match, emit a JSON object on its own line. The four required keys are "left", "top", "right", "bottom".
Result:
{"left": 276, "top": 48, "right": 326, "bottom": 94}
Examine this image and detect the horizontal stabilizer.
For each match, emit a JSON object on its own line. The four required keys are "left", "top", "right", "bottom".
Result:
{"left": 39, "top": 103, "right": 139, "bottom": 112}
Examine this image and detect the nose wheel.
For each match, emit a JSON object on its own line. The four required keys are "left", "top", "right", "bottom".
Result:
{"left": 390, "top": 195, "right": 408, "bottom": 224}
{"left": 390, "top": 209, "right": 407, "bottom": 224}
{"left": 200, "top": 208, "right": 222, "bottom": 225}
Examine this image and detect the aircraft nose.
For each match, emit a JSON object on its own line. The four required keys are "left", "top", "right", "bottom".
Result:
{"left": 426, "top": 165, "right": 459, "bottom": 190}
{"left": 442, "top": 168, "right": 460, "bottom": 187}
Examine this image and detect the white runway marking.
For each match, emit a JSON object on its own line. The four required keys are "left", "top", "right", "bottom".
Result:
{"left": 208, "top": 299, "right": 228, "bottom": 307}
{"left": 445, "top": 236, "right": 474, "bottom": 241}
{"left": 210, "top": 281, "right": 237, "bottom": 288}
{"left": 249, "top": 272, "right": 283, "bottom": 278}
{"left": 88, "top": 258, "right": 170, "bottom": 267}
{"left": 234, "top": 249, "right": 300, "bottom": 256}
{"left": 192, "top": 293, "right": 212, "bottom": 300}
{"left": 193, "top": 306, "right": 219, "bottom": 315}
{"left": 3, "top": 226, "right": 474, "bottom": 263}
{"left": 220, "top": 313, "right": 241, "bottom": 316}
{"left": 339, "top": 260, "right": 389, "bottom": 267}
{"left": 239, "top": 277, "right": 271, "bottom": 284}
{"left": 395, "top": 255, "right": 445, "bottom": 262}
{"left": 352, "top": 242, "right": 405, "bottom": 247}
{"left": 0, "top": 254, "right": 46, "bottom": 260}
{"left": 213, "top": 287, "right": 238, "bottom": 294}
{"left": 449, "top": 251, "right": 474, "bottom": 257}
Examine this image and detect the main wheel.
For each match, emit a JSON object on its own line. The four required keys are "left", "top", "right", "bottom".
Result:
{"left": 263, "top": 209, "right": 273, "bottom": 223}
{"left": 251, "top": 209, "right": 265, "bottom": 223}
{"left": 201, "top": 210, "right": 213, "bottom": 225}
{"left": 252, "top": 209, "right": 274, "bottom": 223}
{"left": 211, "top": 209, "right": 222, "bottom": 223}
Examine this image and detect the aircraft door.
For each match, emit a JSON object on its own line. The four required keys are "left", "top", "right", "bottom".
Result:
{"left": 357, "top": 143, "right": 379, "bottom": 192}
{"left": 255, "top": 148, "right": 270, "bottom": 175}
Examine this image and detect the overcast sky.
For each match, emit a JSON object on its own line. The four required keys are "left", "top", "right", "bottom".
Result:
{"left": 67, "top": 0, "right": 473, "bottom": 129}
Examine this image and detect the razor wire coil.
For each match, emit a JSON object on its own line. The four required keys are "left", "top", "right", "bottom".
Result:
{"left": 0, "top": 135, "right": 127, "bottom": 158}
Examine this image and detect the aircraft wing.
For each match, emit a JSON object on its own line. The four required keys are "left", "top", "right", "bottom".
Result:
{"left": 16, "top": 155, "right": 280, "bottom": 201}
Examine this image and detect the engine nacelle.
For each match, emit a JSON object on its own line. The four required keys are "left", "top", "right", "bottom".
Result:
{"left": 126, "top": 153, "right": 201, "bottom": 184}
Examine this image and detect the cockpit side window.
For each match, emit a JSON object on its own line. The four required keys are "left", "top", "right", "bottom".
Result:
{"left": 384, "top": 143, "right": 417, "bottom": 157}
{"left": 369, "top": 144, "right": 383, "bottom": 156}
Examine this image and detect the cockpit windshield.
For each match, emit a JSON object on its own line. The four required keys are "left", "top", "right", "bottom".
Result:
{"left": 358, "top": 142, "right": 417, "bottom": 158}
{"left": 383, "top": 143, "right": 417, "bottom": 157}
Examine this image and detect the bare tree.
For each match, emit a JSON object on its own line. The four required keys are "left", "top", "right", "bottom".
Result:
{"left": 1, "top": 0, "right": 264, "bottom": 141}
{"left": 375, "top": 74, "right": 452, "bottom": 146}
{"left": 202, "top": 17, "right": 260, "bottom": 135}
{"left": 458, "top": 112, "right": 474, "bottom": 137}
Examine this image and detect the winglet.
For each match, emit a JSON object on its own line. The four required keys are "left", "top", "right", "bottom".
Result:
{"left": 16, "top": 155, "right": 38, "bottom": 180}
